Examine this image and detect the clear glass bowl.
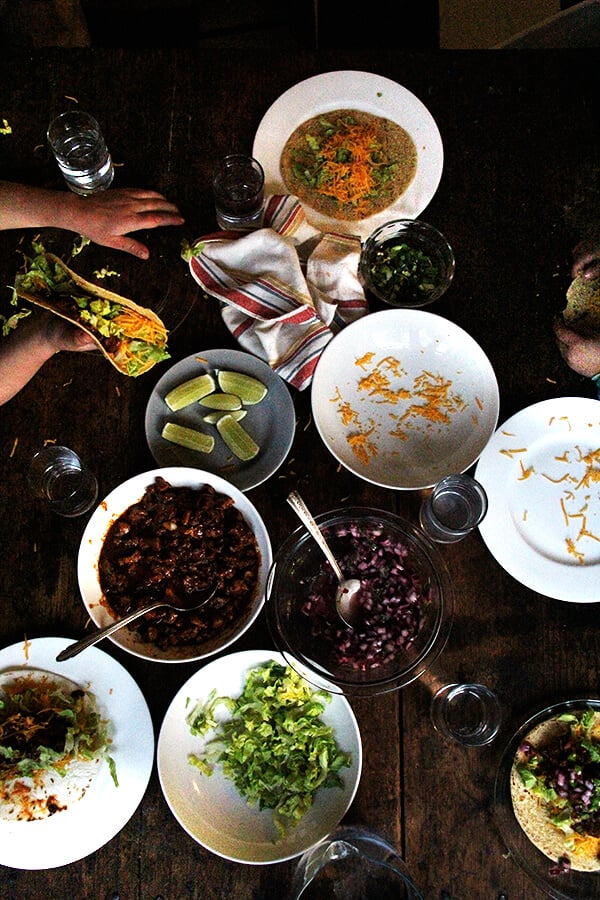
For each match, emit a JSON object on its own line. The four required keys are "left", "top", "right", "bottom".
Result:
{"left": 266, "top": 507, "right": 453, "bottom": 696}
{"left": 359, "top": 219, "right": 455, "bottom": 308}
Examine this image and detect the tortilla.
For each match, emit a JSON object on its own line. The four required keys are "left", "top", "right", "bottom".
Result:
{"left": 510, "top": 711, "right": 600, "bottom": 872}
{"left": 0, "top": 668, "right": 110, "bottom": 821}
{"left": 13, "top": 249, "right": 169, "bottom": 377}
{"left": 562, "top": 273, "right": 600, "bottom": 337}
{"left": 280, "top": 109, "right": 417, "bottom": 221}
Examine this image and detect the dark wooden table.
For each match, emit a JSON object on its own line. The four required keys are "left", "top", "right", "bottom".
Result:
{"left": 0, "top": 47, "right": 598, "bottom": 900}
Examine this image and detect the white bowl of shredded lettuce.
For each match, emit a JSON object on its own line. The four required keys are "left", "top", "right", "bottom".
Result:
{"left": 157, "top": 649, "right": 362, "bottom": 863}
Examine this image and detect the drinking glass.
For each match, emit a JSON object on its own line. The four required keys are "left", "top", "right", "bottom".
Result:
{"left": 47, "top": 110, "right": 114, "bottom": 195}
{"left": 430, "top": 682, "right": 501, "bottom": 746}
{"left": 419, "top": 473, "right": 487, "bottom": 543}
{"left": 212, "top": 154, "right": 265, "bottom": 229}
{"left": 28, "top": 445, "right": 98, "bottom": 517}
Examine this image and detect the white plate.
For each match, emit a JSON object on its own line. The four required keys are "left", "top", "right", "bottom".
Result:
{"left": 77, "top": 467, "right": 272, "bottom": 662}
{"left": 311, "top": 309, "right": 499, "bottom": 490}
{"left": 157, "top": 649, "right": 362, "bottom": 864}
{"left": 145, "top": 349, "right": 296, "bottom": 492}
{"left": 0, "top": 636, "right": 153, "bottom": 870}
{"left": 253, "top": 70, "right": 444, "bottom": 240}
{"left": 475, "top": 397, "right": 600, "bottom": 603}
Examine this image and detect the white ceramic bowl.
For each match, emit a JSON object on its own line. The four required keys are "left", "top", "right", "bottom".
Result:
{"left": 157, "top": 649, "right": 362, "bottom": 863}
{"left": 311, "top": 309, "right": 499, "bottom": 490}
{"left": 77, "top": 467, "right": 272, "bottom": 663}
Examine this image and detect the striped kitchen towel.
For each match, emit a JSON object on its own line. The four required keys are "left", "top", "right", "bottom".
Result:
{"left": 186, "top": 195, "right": 368, "bottom": 390}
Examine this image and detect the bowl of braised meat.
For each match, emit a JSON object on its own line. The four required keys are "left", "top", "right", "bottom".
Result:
{"left": 77, "top": 467, "right": 272, "bottom": 662}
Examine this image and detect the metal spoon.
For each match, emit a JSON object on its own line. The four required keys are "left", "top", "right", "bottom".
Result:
{"left": 286, "top": 491, "right": 361, "bottom": 628}
{"left": 55, "top": 581, "right": 218, "bottom": 662}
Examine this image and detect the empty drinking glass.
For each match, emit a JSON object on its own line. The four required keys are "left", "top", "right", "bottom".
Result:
{"left": 28, "top": 445, "right": 98, "bottom": 517}
{"left": 430, "top": 682, "right": 501, "bottom": 746}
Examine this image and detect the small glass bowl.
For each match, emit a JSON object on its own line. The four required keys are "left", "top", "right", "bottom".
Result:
{"left": 359, "top": 219, "right": 455, "bottom": 308}
{"left": 265, "top": 507, "right": 453, "bottom": 696}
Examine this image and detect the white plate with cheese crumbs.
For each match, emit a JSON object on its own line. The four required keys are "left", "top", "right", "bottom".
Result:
{"left": 145, "top": 349, "right": 296, "bottom": 492}
{"left": 157, "top": 649, "right": 361, "bottom": 864}
{"left": 311, "top": 309, "right": 499, "bottom": 489}
{"left": 475, "top": 397, "right": 600, "bottom": 603}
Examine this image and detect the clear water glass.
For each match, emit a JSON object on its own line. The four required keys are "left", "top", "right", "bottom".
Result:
{"left": 28, "top": 445, "right": 98, "bottom": 517}
{"left": 212, "top": 154, "right": 265, "bottom": 229}
{"left": 430, "top": 682, "right": 501, "bottom": 746}
{"left": 47, "top": 110, "right": 114, "bottom": 195}
{"left": 419, "top": 473, "right": 488, "bottom": 543}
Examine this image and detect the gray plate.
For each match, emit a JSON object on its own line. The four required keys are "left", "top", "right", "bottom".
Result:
{"left": 145, "top": 349, "right": 296, "bottom": 491}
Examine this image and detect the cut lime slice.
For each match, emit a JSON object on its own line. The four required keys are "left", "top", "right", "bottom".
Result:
{"left": 198, "top": 392, "right": 242, "bottom": 411}
{"left": 164, "top": 373, "right": 215, "bottom": 411}
{"left": 161, "top": 422, "right": 215, "bottom": 453}
{"left": 202, "top": 409, "right": 247, "bottom": 425}
{"left": 217, "top": 414, "right": 259, "bottom": 461}
{"left": 217, "top": 370, "right": 268, "bottom": 405}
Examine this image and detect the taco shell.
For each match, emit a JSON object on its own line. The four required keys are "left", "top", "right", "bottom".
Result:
{"left": 0, "top": 668, "right": 106, "bottom": 821}
{"left": 14, "top": 251, "right": 169, "bottom": 377}
{"left": 510, "top": 713, "right": 600, "bottom": 872}
{"left": 562, "top": 273, "right": 600, "bottom": 337}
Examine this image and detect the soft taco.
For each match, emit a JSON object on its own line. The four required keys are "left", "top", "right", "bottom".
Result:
{"left": 0, "top": 667, "right": 116, "bottom": 821}
{"left": 12, "top": 242, "right": 169, "bottom": 376}
{"left": 562, "top": 272, "right": 600, "bottom": 337}
{"left": 510, "top": 707, "right": 600, "bottom": 873}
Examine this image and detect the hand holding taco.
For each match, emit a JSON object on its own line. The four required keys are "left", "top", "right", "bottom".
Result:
{"left": 13, "top": 241, "right": 170, "bottom": 377}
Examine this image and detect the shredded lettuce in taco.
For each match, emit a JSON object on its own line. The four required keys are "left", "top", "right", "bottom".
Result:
{"left": 13, "top": 240, "right": 169, "bottom": 377}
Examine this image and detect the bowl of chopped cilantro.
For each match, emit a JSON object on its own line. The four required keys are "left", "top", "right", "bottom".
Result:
{"left": 266, "top": 507, "right": 453, "bottom": 696}
{"left": 359, "top": 219, "right": 455, "bottom": 308}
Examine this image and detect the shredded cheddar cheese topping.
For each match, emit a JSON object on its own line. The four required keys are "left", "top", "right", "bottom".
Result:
{"left": 501, "top": 421, "right": 600, "bottom": 564}
{"left": 330, "top": 353, "right": 470, "bottom": 466}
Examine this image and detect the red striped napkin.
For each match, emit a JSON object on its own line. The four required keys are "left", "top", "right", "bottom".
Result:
{"left": 187, "top": 195, "right": 369, "bottom": 390}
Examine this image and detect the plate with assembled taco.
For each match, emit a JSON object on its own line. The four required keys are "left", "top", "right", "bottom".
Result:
{"left": 495, "top": 698, "right": 600, "bottom": 898}
{"left": 0, "top": 636, "right": 154, "bottom": 869}
{"left": 253, "top": 70, "right": 443, "bottom": 239}
{"left": 12, "top": 240, "right": 170, "bottom": 377}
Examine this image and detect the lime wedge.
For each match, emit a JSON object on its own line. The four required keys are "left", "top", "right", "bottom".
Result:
{"left": 202, "top": 409, "right": 247, "bottom": 425}
{"left": 161, "top": 422, "right": 215, "bottom": 453}
{"left": 217, "top": 371, "right": 268, "bottom": 405}
{"left": 217, "top": 414, "right": 259, "bottom": 461}
{"left": 164, "top": 373, "right": 215, "bottom": 411}
{"left": 198, "top": 392, "right": 242, "bottom": 411}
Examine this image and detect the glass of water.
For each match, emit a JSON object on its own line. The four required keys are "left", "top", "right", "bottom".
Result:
{"left": 28, "top": 445, "right": 98, "bottom": 517}
{"left": 430, "top": 682, "right": 502, "bottom": 746}
{"left": 212, "top": 154, "right": 265, "bottom": 230}
{"left": 47, "top": 110, "right": 114, "bottom": 195}
{"left": 419, "top": 473, "right": 488, "bottom": 543}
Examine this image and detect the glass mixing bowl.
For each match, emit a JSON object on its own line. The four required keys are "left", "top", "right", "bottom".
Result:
{"left": 359, "top": 219, "right": 455, "bottom": 308}
{"left": 266, "top": 507, "right": 453, "bottom": 696}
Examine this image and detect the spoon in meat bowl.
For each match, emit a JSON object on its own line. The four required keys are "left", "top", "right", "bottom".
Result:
{"left": 55, "top": 581, "right": 218, "bottom": 661}
{"left": 286, "top": 491, "right": 361, "bottom": 628}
